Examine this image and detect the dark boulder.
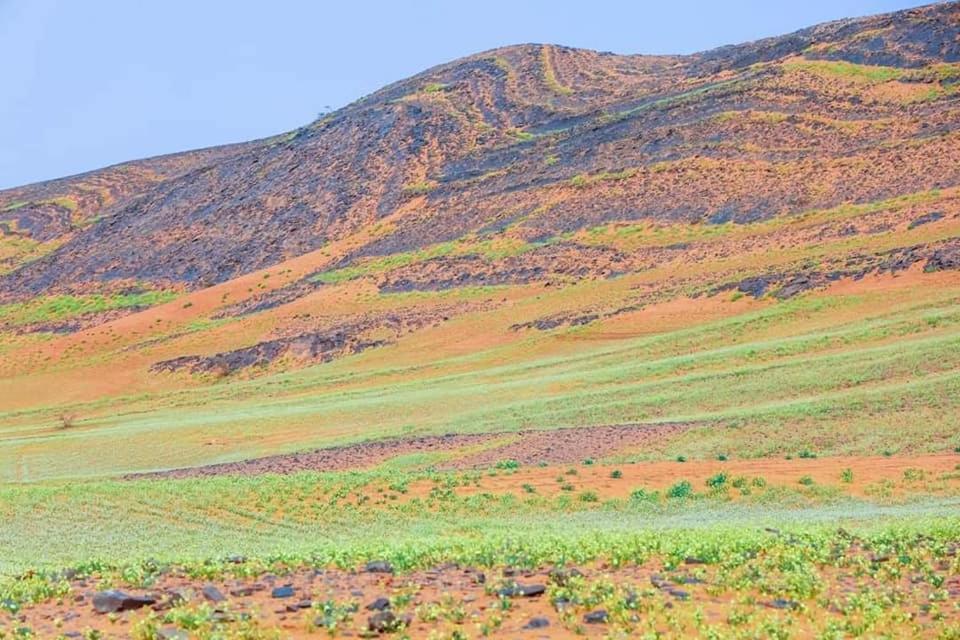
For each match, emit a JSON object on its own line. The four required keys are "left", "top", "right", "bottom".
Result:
{"left": 365, "top": 560, "right": 394, "bottom": 574}
{"left": 271, "top": 585, "right": 295, "bottom": 598}
{"left": 523, "top": 617, "right": 550, "bottom": 629}
{"left": 584, "top": 609, "right": 609, "bottom": 623}
{"left": 497, "top": 583, "right": 546, "bottom": 597}
{"left": 92, "top": 590, "right": 156, "bottom": 614}
{"left": 737, "top": 277, "right": 769, "bottom": 298}
{"left": 366, "top": 597, "right": 391, "bottom": 611}
{"left": 201, "top": 585, "right": 226, "bottom": 603}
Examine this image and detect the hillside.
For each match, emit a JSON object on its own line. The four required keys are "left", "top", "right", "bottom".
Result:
{"left": 2, "top": 4, "right": 960, "bottom": 638}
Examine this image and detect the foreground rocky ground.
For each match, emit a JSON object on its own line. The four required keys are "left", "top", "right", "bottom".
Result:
{"left": 7, "top": 542, "right": 960, "bottom": 639}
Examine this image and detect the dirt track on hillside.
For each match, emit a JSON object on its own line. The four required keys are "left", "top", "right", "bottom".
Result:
{"left": 128, "top": 422, "right": 696, "bottom": 479}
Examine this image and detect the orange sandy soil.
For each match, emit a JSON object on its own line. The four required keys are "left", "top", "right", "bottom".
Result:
{"left": 405, "top": 454, "right": 960, "bottom": 501}
{"left": 10, "top": 553, "right": 960, "bottom": 639}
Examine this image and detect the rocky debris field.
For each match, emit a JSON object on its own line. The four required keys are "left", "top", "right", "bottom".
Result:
{"left": 6, "top": 544, "right": 959, "bottom": 639}
{"left": 128, "top": 423, "right": 695, "bottom": 479}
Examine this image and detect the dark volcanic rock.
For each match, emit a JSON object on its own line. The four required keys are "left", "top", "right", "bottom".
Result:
{"left": 498, "top": 583, "right": 546, "bottom": 598}
{"left": 91, "top": 590, "right": 155, "bottom": 614}
{"left": 908, "top": 211, "right": 945, "bottom": 229}
{"left": 201, "top": 585, "right": 226, "bottom": 603}
{"left": 368, "top": 610, "right": 406, "bottom": 633}
{"left": 366, "top": 597, "right": 391, "bottom": 611}
{"left": 365, "top": 560, "right": 394, "bottom": 574}
{"left": 926, "top": 246, "right": 960, "bottom": 272}
{"left": 737, "top": 276, "right": 769, "bottom": 298}
{"left": 584, "top": 609, "right": 609, "bottom": 623}
{"left": 271, "top": 585, "right": 295, "bottom": 598}
{"left": 151, "top": 330, "right": 388, "bottom": 376}
{"left": 523, "top": 617, "right": 551, "bottom": 629}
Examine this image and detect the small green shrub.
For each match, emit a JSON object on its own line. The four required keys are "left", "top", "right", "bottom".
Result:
{"left": 610, "top": 469, "right": 622, "bottom": 479}
{"left": 840, "top": 468, "right": 854, "bottom": 484}
{"left": 706, "top": 472, "right": 728, "bottom": 489}
{"left": 799, "top": 475, "right": 815, "bottom": 486}
{"left": 667, "top": 480, "right": 693, "bottom": 499}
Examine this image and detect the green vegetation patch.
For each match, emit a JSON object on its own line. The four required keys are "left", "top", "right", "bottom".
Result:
{"left": 785, "top": 59, "right": 904, "bottom": 84}
{"left": 0, "top": 290, "right": 178, "bottom": 328}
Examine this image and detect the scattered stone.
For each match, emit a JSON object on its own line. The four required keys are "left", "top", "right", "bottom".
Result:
{"left": 366, "top": 597, "right": 391, "bottom": 611}
{"left": 368, "top": 610, "right": 402, "bottom": 633}
{"left": 523, "top": 617, "right": 550, "bottom": 629}
{"left": 684, "top": 557, "right": 705, "bottom": 565}
{"left": 201, "top": 585, "right": 226, "bottom": 603}
{"left": 92, "top": 590, "right": 156, "bottom": 614}
{"left": 230, "top": 586, "right": 256, "bottom": 597}
{"left": 159, "top": 628, "right": 189, "bottom": 640}
{"left": 226, "top": 554, "right": 247, "bottom": 564}
{"left": 737, "top": 277, "right": 769, "bottom": 298}
{"left": 584, "top": 609, "right": 609, "bottom": 623}
{"left": 497, "top": 583, "right": 546, "bottom": 598}
{"left": 271, "top": 585, "right": 295, "bottom": 598}
{"left": 767, "top": 598, "right": 800, "bottom": 610}
{"left": 365, "top": 561, "right": 394, "bottom": 574}
{"left": 668, "top": 588, "right": 690, "bottom": 600}
{"left": 908, "top": 211, "right": 944, "bottom": 229}
{"left": 548, "top": 567, "right": 584, "bottom": 586}
{"left": 286, "top": 599, "right": 313, "bottom": 612}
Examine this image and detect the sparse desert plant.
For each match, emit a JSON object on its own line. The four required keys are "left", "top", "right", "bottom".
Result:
{"left": 841, "top": 468, "right": 854, "bottom": 483}
{"left": 579, "top": 491, "right": 598, "bottom": 503}
{"left": 706, "top": 472, "right": 728, "bottom": 489}
{"left": 55, "top": 412, "right": 77, "bottom": 430}
{"left": 799, "top": 475, "right": 815, "bottom": 486}
{"left": 610, "top": 469, "right": 622, "bottom": 479}
{"left": 903, "top": 468, "right": 926, "bottom": 482}
{"left": 667, "top": 480, "right": 693, "bottom": 499}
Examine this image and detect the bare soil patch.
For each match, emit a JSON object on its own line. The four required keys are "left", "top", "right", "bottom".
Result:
{"left": 129, "top": 423, "right": 696, "bottom": 480}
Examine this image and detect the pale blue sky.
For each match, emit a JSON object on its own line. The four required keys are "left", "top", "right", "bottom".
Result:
{"left": 0, "top": 0, "right": 924, "bottom": 189}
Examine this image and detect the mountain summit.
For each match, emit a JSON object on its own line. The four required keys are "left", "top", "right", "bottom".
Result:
{"left": 3, "top": 2, "right": 958, "bottom": 297}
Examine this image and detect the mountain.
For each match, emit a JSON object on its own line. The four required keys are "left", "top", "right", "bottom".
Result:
{"left": 1, "top": 2, "right": 959, "bottom": 480}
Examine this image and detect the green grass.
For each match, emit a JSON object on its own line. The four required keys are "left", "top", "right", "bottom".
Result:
{"left": 402, "top": 180, "right": 436, "bottom": 196}
{"left": 0, "top": 290, "right": 178, "bottom": 328}
{"left": 309, "top": 235, "right": 545, "bottom": 285}
{"left": 784, "top": 59, "right": 904, "bottom": 84}
{"left": 3, "top": 284, "right": 960, "bottom": 480}
{"left": 0, "top": 201, "right": 28, "bottom": 212}
{"left": 0, "top": 467, "right": 956, "bottom": 574}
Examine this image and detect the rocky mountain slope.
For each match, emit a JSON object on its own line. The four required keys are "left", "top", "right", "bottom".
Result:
{"left": 2, "top": 2, "right": 958, "bottom": 297}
